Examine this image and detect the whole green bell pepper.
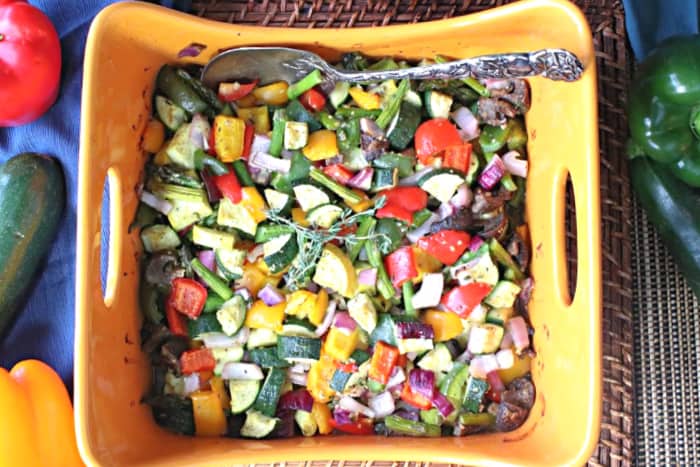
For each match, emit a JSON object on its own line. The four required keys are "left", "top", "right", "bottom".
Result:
{"left": 628, "top": 35, "right": 700, "bottom": 187}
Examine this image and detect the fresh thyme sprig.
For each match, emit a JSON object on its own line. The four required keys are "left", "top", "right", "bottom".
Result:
{"left": 265, "top": 197, "right": 389, "bottom": 290}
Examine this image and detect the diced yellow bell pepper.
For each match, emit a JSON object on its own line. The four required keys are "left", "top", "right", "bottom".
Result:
{"left": 254, "top": 258, "right": 287, "bottom": 278}
{"left": 236, "top": 106, "right": 270, "bottom": 134}
{"left": 307, "top": 355, "right": 337, "bottom": 403}
{"left": 240, "top": 187, "right": 267, "bottom": 223}
{"left": 190, "top": 390, "right": 227, "bottom": 436}
{"left": 292, "top": 207, "right": 309, "bottom": 227}
{"left": 302, "top": 130, "right": 340, "bottom": 161}
{"left": 312, "top": 401, "right": 333, "bottom": 435}
{"left": 345, "top": 189, "right": 373, "bottom": 212}
{"left": 208, "top": 376, "right": 230, "bottom": 411}
{"left": 412, "top": 245, "right": 443, "bottom": 284}
{"left": 349, "top": 86, "right": 381, "bottom": 110}
{"left": 422, "top": 309, "right": 464, "bottom": 342}
{"left": 285, "top": 291, "right": 317, "bottom": 319}
{"left": 214, "top": 115, "right": 246, "bottom": 162}
{"left": 253, "top": 81, "right": 289, "bottom": 106}
{"left": 237, "top": 93, "right": 257, "bottom": 108}
{"left": 238, "top": 264, "right": 267, "bottom": 296}
{"left": 498, "top": 353, "right": 532, "bottom": 385}
{"left": 245, "top": 300, "right": 285, "bottom": 331}
{"left": 308, "top": 288, "right": 328, "bottom": 326}
{"left": 142, "top": 118, "right": 165, "bottom": 154}
{"left": 324, "top": 327, "right": 359, "bottom": 361}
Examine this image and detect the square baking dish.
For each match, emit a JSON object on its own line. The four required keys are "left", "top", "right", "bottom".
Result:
{"left": 75, "top": 1, "right": 601, "bottom": 465}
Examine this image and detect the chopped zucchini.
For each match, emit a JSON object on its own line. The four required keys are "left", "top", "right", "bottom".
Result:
{"left": 388, "top": 102, "right": 421, "bottom": 150}
{"left": 240, "top": 409, "right": 277, "bottom": 438}
{"left": 293, "top": 184, "right": 331, "bottom": 212}
{"left": 467, "top": 323, "right": 504, "bottom": 354}
{"left": 217, "top": 197, "right": 259, "bottom": 237}
{"left": 347, "top": 293, "right": 377, "bottom": 334}
{"left": 463, "top": 377, "right": 489, "bottom": 413}
{"left": 263, "top": 233, "right": 298, "bottom": 273}
{"left": 215, "top": 248, "right": 246, "bottom": 280}
{"left": 451, "top": 248, "right": 499, "bottom": 286}
{"left": 312, "top": 244, "right": 358, "bottom": 298}
{"left": 247, "top": 328, "right": 278, "bottom": 349}
{"left": 371, "top": 167, "right": 399, "bottom": 192}
{"left": 486, "top": 307, "right": 515, "bottom": 326}
{"left": 253, "top": 367, "right": 287, "bottom": 417}
{"left": 424, "top": 90, "right": 453, "bottom": 119}
{"left": 248, "top": 347, "right": 291, "bottom": 368}
{"left": 167, "top": 198, "right": 213, "bottom": 231}
{"left": 279, "top": 324, "right": 316, "bottom": 338}
{"left": 264, "top": 188, "right": 293, "bottom": 214}
{"left": 306, "top": 203, "right": 343, "bottom": 228}
{"left": 418, "top": 169, "right": 465, "bottom": 203}
{"left": 277, "top": 335, "right": 321, "bottom": 363}
{"left": 155, "top": 95, "right": 187, "bottom": 131}
{"left": 187, "top": 314, "right": 223, "bottom": 339}
{"left": 140, "top": 224, "right": 181, "bottom": 252}
{"left": 330, "top": 369, "right": 353, "bottom": 392}
{"left": 212, "top": 346, "right": 244, "bottom": 375}
{"left": 417, "top": 343, "right": 453, "bottom": 374}
{"left": 284, "top": 121, "right": 309, "bottom": 150}
{"left": 192, "top": 225, "right": 236, "bottom": 250}
{"left": 397, "top": 337, "right": 434, "bottom": 355}
{"left": 329, "top": 82, "right": 350, "bottom": 108}
{"left": 484, "top": 281, "right": 522, "bottom": 309}
{"left": 165, "top": 123, "right": 196, "bottom": 169}
{"left": 229, "top": 380, "right": 261, "bottom": 414}
{"left": 216, "top": 295, "right": 247, "bottom": 336}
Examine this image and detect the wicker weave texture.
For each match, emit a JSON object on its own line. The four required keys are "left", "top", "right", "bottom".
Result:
{"left": 191, "top": 1, "right": 635, "bottom": 465}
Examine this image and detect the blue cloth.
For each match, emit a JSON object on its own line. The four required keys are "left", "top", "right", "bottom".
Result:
{"left": 0, "top": 0, "right": 186, "bottom": 389}
{"left": 623, "top": 0, "right": 698, "bottom": 59}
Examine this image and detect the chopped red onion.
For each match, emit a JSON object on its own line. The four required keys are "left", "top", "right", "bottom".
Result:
{"left": 406, "top": 212, "right": 440, "bottom": 243}
{"left": 386, "top": 366, "right": 406, "bottom": 389}
{"left": 325, "top": 154, "right": 344, "bottom": 166}
{"left": 333, "top": 312, "right": 357, "bottom": 333}
{"left": 250, "top": 151, "right": 291, "bottom": 174}
{"left": 411, "top": 273, "right": 444, "bottom": 309}
{"left": 479, "top": 155, "right": 506, "bottom": 190}
{"left": 368, "top": 391, "right": 395, "bottom": 418}
{"left": 189, "top": 113, "right": 211, "bottom": 149}
{"left": 250, "top": 134, "right": 271, "bottom": 156}
{"left": 449, "top": 184, "right": 472, "bottom": 209}
{"left": 200, "top": 169, "right": 222, "bottom": 203}
{"left": 289, "top": 362, "right": 312, "bottom": 373}
{"left": 451, "top": 106, "right": 480, "bottom": 141}
{"left": 177, "top": 42, "right": 206, "bottom": 58}
{"left": 278, "top": 389, "right": 314, "bottom": 412}
{"left": 408, "top": 368, "right": 435, "bottom": 399}
{"left": 502, "top": 150, "right": 528, "bottom": 178}
{"left": 183, "top": 373, "right": 200, "bottom": 395}
{"left": 486, "top": 370, "right": 506, "bottom": 393}
{"left": 347, "top": 167, "right": 373, "bottom": 191}
{"left": 280, "top": 149, "right": 295, "bottom": 159}
{"left": 506, "top": 316, "right": 530, "bottom": 353}
{"left": 338, "top": 396, "right": 376, "bottom": 418}
{"left": 396, "top": 322, "right": 434, "bottom": 340}
{"left": 221, "top": 362, "right": 264, "bottom": 380}
{"left": 469, "top": 354, "right": 499, "bottom": 379}
{"left": 258, "top": 284, "right": 285, "bottom": 306}
{"left": 499, "top": 332, "right": 514, "bottom": 350}
{"left": 139, "top": 191, "right": 173, "bottom": 215}
{"left": 431, "top": 391, "right": 454, "bottom": 417}
{"left": 234, "top": 288, "right": 252, "bottom": 302}
{"left": 314, "top": 300, "right": 337, "bottom": 337}
{"left": 399, "top": 167, "right": 433, "bottom": 186}
{"left": 406, "top": 352, "right": 418, "bottom": 361}
{"left": 247, "top": 163, "right": 271, "bottom": 185}
{"left": 437, "top": 202, "right": 456, "bottom": 220}
{"left": 469, "top": 235, "right": 485, "bottom": 252}
{"left": 394, "top": 408, "right": 420, "bottom": 421}
{"left": 246, "top": 244, "right": 264, "bottom": 263}
{"left": 288, "top": 371, "right": 308, "bottom": 386}
{"left": 197, "top": 250, "right": 216, "bottom": 272}
{"left": 496, "top": 348, "right": 516, "bottom": 369}
{"left": 200, "top": 332, "right": 238, "bottom": 349}
{"left": 358, "top": 268, "right": 378, "bottom": 287}
{"left": 456, "top": 347, "right": 473, "bottom": 364}
{"left": 229, "top": 326, "right": 250, "bottom": 346}
{"left": 333, "top": 407, "right": 354, "bottom": 425}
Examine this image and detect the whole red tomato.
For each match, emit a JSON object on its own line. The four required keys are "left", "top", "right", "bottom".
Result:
{"left": 0, "top": 0, "right": 61, "bottom": 127}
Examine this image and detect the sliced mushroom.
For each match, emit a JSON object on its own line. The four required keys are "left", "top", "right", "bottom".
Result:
{"left": 141, "top": 323, "right": 172, "bottom": 355}
{"left": 495, "top": 401, "right": 529, "bottom": 432}
{"left": 478, "top": 209, "right": 509, "bottom": 240}
{"left": 487, "top": 79, "right": 530, "bottom": 113}
{"left": 477, "top": 97, "right": 518, "bottom": 126}
{"left": 160, "top": 335, "right": 190, "bottom": 373}
{"left": 430, "top": 207, "right": 475, "bottom": 234}
{"left": 360, "top": 117, "right": 389, "bottom": 160}
{"left": 501, "top": 377, "right": 535, "bottom": 410}
{"left": 145, "top": 251, "right": 185, "bottom": 287}
{"left": 471, "top": 187, "right": 513, "bottom": 215}
{"left": 515, "top": 277, "right": 535, "bottom": 319}
{"left": 507, "top": 231, "right": 531, "bottom": 270}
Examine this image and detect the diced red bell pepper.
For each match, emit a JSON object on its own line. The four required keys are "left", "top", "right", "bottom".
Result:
{"left": 376, "top": 204, "right": 414, "bottom": 225}
{"left": 218, "top": 80, "right": 259, "bottom": 102}
{"left": 379, "top": 187, "right": 428, "bottom": 212}
{"left": 323, "top": 164, "right": 354, "bottom": 185}
{"left": 300, "top": 88, "right": 327, "bottom": 112}
{"left": 329, "top": 416, "right": 374, "bottom": 435}
{"left": 417, "top": 230, "right": 471, "bottom": 265}
{"left": 169, "top": 278, "right": 207, "bottom": 319}
{"left": 384, "top": 246, "right": 418, "bottom": 287}
{"left": 414, "top": 118, "right": 463, "bottom": 165}
{"left": 400, "top": 382, "right": 433, "bottom": 410}
{"left": 442, "top": 143, "right": 472, "bottom": 173}
{"left": 335, "top": 361, "right": 358, "bottom": 373}
{"left": 242, "top": 123, "right": 255, "bottom": 159}
{"left": 368, "top": 341, "right": 399, "bottom": 384}
{"left": 165, "top": 299, "right": 188, "bottom": 336}
{"left": 213, "top": 171, "right": 242, "bottom": 204}
{"left": 440, "top": 282, "right": 493, "bottom": 318}
{"left": 207, "top": 125, "right": 217, "bottom": 156}
{"left": 486, "top": 370, "right": 505, "bottom": 402}
{"left": 180, "top": 348, "right": 216, "bottom": 375}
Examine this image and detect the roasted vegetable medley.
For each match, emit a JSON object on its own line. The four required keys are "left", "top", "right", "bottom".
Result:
{"left": 137, "top": 52, "right": 535, "bottom": 439}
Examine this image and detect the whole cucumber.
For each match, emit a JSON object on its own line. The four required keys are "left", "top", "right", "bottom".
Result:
{"left": 630, "top": 156, "right": 700, "bottom": 299}
{"left": 0, "top": 153, "right": 65, "bottom": 336}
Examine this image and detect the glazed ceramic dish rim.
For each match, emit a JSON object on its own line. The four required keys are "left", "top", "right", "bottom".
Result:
{"left": 75, "top": 1, "right": 601, "bottom": 466}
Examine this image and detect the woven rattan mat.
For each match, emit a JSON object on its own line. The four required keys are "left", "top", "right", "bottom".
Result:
{"left": 191, "top": 1, "right": 635, "bottom": 465}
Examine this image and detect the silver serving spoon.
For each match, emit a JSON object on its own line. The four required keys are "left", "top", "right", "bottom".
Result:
{"left": 201, "top": 46, "right": 584, "bottom": 87}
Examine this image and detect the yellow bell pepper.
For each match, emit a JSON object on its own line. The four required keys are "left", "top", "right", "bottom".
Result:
{"left": 349, "top": 86, "right": 381, "bottom": 110}
{"left": 302, "top": 129, "right": 340, "bottom": 161}
{"left": 0, "top": 360, "right": 83, "bottom": 467}
{"left": 308, "top": 288, "right": 328, "bottom": 326}
{"left": 142, "top": 118, "right": 165, "bottom": 154}
{"left": 324, "top": 327, "right": 359, "bottom": 361}
{"left": 240, "top": 187, "right": 267, "bottom": 223}
{"left": 209, "top": 376, "right": 230, "bottom": 412}
{"left": 238, "top": 264, "right": 269, "bottom": 296}
{"left": 236, "top": 106, "right": 270, "bottom": 134}
{"left": 236, "top": 93, "right": 257, "bottom": 108}
{"left": 345, "top": 189, "right": 373, "bottom": 212}
{"left": 253, "top": 81, "right": 289, "bottom": 106}
{"left": 285, "top": 290, "right": 317, "bottom": 319}
{"left": 498, "top": 353, "right": 532, "bottom": 385}
{"left": 245, "top": 299, "right": 286, "bottom": 331}
{"left": 422, "top": 309, "right": 464, "bottom": 342}
{"left": 412, "top": 245, "right": 443, "bottom": 284}
{"left": 292, "top": 207, "right": 309, "bottom": 227}
{"left": 190, "top": 390, "right": 227, "bottom": 436}
{"left": 214, "top": 115, "right": 246, "bottom": 162}
{"left": 307, "top": 355, "right": 337, "bottom": 403}
{"left": 312, "top": 401, "right": 333, "bottom": 435}
{"left": 254, "top": 258, "right": 287, "bottom": 279}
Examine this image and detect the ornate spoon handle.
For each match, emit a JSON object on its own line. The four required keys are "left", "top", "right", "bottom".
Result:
{"left": 315, "top": 49, "right": 583, "bottom": 83}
